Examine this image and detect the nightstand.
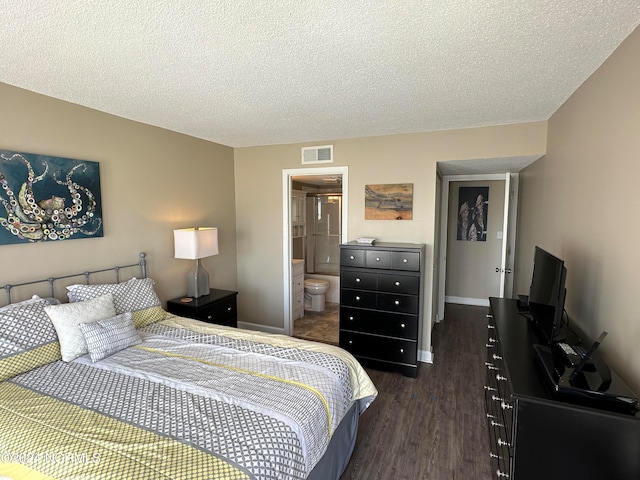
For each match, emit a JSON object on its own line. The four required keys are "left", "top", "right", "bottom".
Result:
{"left": 166, "top": 289, "right": 238, "bottom": 327}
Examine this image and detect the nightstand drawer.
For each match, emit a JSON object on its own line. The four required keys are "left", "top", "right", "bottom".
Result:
{"left": 166, "top": 289, "right": 238, "bottom": 328}
{"left": 217, "top": 296, "right": 236, "bottom": 323}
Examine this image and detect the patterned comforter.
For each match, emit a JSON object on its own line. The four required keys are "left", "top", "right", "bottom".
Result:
{"left": 0, "top": 315, "right": 377, "bottom": 479}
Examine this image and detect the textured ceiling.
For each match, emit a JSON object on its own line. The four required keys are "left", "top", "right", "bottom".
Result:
{"left": 1, "top": 1, "right": 639, "bottom": 148}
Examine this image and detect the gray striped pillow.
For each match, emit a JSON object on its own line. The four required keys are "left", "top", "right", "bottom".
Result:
{"left": 78, "top": 312, "right": 141, "bottom": 362}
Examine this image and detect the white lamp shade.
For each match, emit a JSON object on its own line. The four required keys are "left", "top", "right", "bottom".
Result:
{"left": 174, "top": 227, "right": 219, "bottom": 259}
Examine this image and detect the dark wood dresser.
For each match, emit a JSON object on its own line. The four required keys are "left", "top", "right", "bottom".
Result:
{"left": 339, "top": 242, "right": 425, "bottom": 377}
{"left": 166, "top": 288, "right": 238, "bottom": 328}
{"left": 485, "top": 297, "right": 640, "bottom": 479}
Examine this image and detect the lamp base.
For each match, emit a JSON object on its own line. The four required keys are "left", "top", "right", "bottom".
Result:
{"left": 186, "top": 259, "right": 210, "bottom": 298}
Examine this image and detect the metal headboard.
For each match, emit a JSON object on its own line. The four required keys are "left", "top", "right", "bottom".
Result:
{"left": 1, "top": 252, "right": 147, "bottom": 306}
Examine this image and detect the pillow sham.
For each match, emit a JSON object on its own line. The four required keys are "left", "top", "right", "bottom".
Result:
{"left": 0, "top": 299, "right": 61, "bottom": 381}
{"left": 44, "top": 293, "right": 116, "bottom": 362}
{"left": 66, "top": 277, "right": 164, "bottom": 328}
{"left": 0, "top": 294, "right": 59, "bottom": 312}
{"left": 78, "top": 311, "right": 141, "bottom": 362}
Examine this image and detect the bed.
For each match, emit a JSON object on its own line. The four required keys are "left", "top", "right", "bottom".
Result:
{"left": 0, "top": 253, "right": 377, "bottom": 479}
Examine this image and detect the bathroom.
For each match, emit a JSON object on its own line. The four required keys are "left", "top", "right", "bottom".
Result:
{"left": 291, "top": 175, "right": 342, "bottom": 344}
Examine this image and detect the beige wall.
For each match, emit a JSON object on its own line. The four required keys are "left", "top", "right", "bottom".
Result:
{"left": 446, "top": 180, "right": 505, "bottom": 301}
{"left": 516, "top": 26, "right": 640, "bottom": 393}
{"left": 0, "top": 83, "right": 237, "bottom": 305}
{"left": 234, "top": 122, "right": 547, "bottom": 355}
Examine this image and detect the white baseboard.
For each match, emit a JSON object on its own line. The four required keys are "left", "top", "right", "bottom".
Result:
{"left": 445, "top": 296, "right": 489, "bottom": 307}
{"left": 418, "top": 348, "right": 433, "bottom": 364}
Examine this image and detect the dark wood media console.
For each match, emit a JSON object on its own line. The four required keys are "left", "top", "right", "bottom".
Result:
{"left": 485, "top": 297, "right": 640, "bottom": 480}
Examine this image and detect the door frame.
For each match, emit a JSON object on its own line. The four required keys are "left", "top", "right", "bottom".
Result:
{"left": 436, "top": 173, "right": 519, "bottom": 321}
{"left": 281, "top": 166, "right": 349, "bottom": 335}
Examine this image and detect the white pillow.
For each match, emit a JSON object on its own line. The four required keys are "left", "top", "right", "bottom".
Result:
{"left": 78, "top": 312, "right": 141, "bottom": 362}
{"left": 44, "top": 293, "right": 116, "bottom": 362}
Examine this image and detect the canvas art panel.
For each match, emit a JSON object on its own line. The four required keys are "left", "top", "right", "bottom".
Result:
{"left": 457, "top": 186, "right": 488, "bottom": 241}
{"left": 0, "top": 150, "right": 103, "bottom": 245}
{"left": 365, "top": 183, "right": 413, "bottom": 220}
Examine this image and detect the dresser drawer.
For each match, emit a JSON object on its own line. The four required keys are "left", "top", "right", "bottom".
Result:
{"left": 391, "top": 251, "right": 421, "bottom": 271}
{"left": 377, "top": 293, "right": 419, "bottom": 315}
{"left": 340, "top": 270, "right": 377, "bottom": 290}
{"left": 340, "top": 248, "right": 366, "bottom": 267}
{"left": 365, "top": 250, "right": 392, "bottom": 269}
{"left": 340, "top": 289, "right": 377, "bottom": 309}
{"left": 339, "top": 331, "right": 417, "bottom": 365}
{"left": 377, "top": 273, "right": 420, "bottom": 295}
{"left": 340, "top": 307, "right": 417, "bottom": 339}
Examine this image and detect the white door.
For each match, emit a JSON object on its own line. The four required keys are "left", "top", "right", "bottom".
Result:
{"left": 437, "top": 173, "right": 518, "bottom": 318}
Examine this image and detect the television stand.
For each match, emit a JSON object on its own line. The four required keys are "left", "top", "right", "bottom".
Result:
{"left": 485, "top": 297, "right": 640, "bottom": 480}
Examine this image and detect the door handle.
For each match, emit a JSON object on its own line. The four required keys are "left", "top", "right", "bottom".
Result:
{"left": 495, "top": 268, "right": 512, "bottom": 274}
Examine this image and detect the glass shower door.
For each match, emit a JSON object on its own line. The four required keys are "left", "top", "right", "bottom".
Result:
{"left": 313, "top": 195, "right": 342, "bottom": 274}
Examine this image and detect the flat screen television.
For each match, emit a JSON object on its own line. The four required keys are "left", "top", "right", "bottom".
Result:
{"left": 528, "top": 246, "right": 567, "bottom": 344}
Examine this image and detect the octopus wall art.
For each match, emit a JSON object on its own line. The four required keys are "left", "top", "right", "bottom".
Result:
{"left": 0, "top": 150, "right": 103, "bottom": 245}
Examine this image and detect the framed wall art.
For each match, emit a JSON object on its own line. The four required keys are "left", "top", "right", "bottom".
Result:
{"left": 0, "top": 150, "right": 103, "bottom": 245}
{"left": 365, "top": 183, "right": 413, "bottom": 220}
{"left": 457, "top": 186, "right": 488, "bottom": 241}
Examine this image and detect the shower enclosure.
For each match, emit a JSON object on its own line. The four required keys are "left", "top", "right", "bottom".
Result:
{"left": 306, "top": 193, "right": 342, "bottom": 275}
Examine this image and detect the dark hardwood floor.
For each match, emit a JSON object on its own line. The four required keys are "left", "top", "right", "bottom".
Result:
{"left": 340, "top": 303, "right": 492, "bottom": 480}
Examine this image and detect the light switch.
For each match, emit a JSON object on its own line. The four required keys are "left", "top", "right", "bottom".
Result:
{"left": 496, "top": 231, "right": 503, "bottom": 239}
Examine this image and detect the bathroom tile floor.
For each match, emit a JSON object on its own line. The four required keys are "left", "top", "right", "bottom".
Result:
{"left": 293, "top": 302, "right": 339, "bottom": 345}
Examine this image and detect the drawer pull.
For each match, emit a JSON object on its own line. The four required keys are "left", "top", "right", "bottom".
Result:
{"left": 349, "top": 316, "right": 355, "bottom": 321}
{"left": 349, "top": 255, "right": 355, "bottom": 260}
{"left": 486, "top": 314, "right": 493, "bottom": 319}
{"left": 486, "top": 343, "right": 495, "bottom": 348}
{"left": 486, "top": 365, "right": 498, "bottom": 371}
{"left": 486, "top": 413, "right": 495, "bottom": 419}
{"left": 355, "top": 296, "right": 361, "bottom": 301}
{"left": 496, "top": 469, "right": 509, "bottom": 478}
{"left": 227, "top": 307, "right": 232, "bottom": 312}
{"left": 484, "top": 386, "right": 497, "bottom": 392}
{"left": 348, "top": 340, "right": 353, "bottom": 345}
{"left": 496, "top": 374, "right": 507, "bottom": 382}
{"left": 490, "top": 420, "right": 504, "bottom": 428}
{"left": 487, "top": 324, "right": 495, "bottom": 329}
{"left": 375, "top": 257, "right": 381, "bottom": 262}
{"left": 488, "top": 337, "right": 497, "bottom": 343}
{"left": 207, "top": 315, "right": 212, "bottom": 320}
{"left": 402, "top": 258, "right": 408, "bottom": 263}
{"left": 395, "top": 281, "right": 400, "bottom": 286}
{"left": 491, "top": 395, "right": 504, "bottom": 403}
{"left": 492, "top": 354, "right": 503, "bottom": 360}
{"left": 497, "top": 438, "right": 510, "bottom": 448}
{"left": 400, "top": 323, "right": 405, "bottom": 329}
{"left": 399, "top": 348, "right": 404, "bottom": 354}
{"left": 490, "top": 453, "right": 501, "bottom": 460}
{"left": 355, "top": 277, "right": 361, "bottom": 282}
{"left": 394, "top": 300, "right": 400, "bottom": 306}
{"left": 501, "top": 402, "right": 513, "bottom": 411}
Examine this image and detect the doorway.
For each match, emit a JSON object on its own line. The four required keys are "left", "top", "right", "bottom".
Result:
{"left": 436, "top": 173, "right": 519, "bottom": 322}
{"left": 281, "top": 166, "right": 349, "bottom": 338}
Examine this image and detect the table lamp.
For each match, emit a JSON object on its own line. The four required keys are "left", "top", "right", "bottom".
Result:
{"left": 174, "top": 227, "right": 218, "bottom": 298}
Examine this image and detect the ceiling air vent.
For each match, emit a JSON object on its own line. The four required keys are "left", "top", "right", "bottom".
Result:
{"left": 302, "top": 145, "right": 333, "bottom": 164}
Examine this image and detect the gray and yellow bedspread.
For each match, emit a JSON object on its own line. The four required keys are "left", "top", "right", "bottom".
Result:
{"left": 0, "top": 316, "right": 377, "bottom": 479}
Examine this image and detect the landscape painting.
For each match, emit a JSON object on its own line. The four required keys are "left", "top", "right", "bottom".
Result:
{"left": 0, "top": 150, "right": 103, "bottom": 245}
{"left": 365, "top": 183, "right": 413, "bottom": 220}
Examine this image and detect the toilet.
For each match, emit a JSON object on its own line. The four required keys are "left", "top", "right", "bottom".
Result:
{"left": 304, "top": 279, "right": 329, "bottom": 312}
